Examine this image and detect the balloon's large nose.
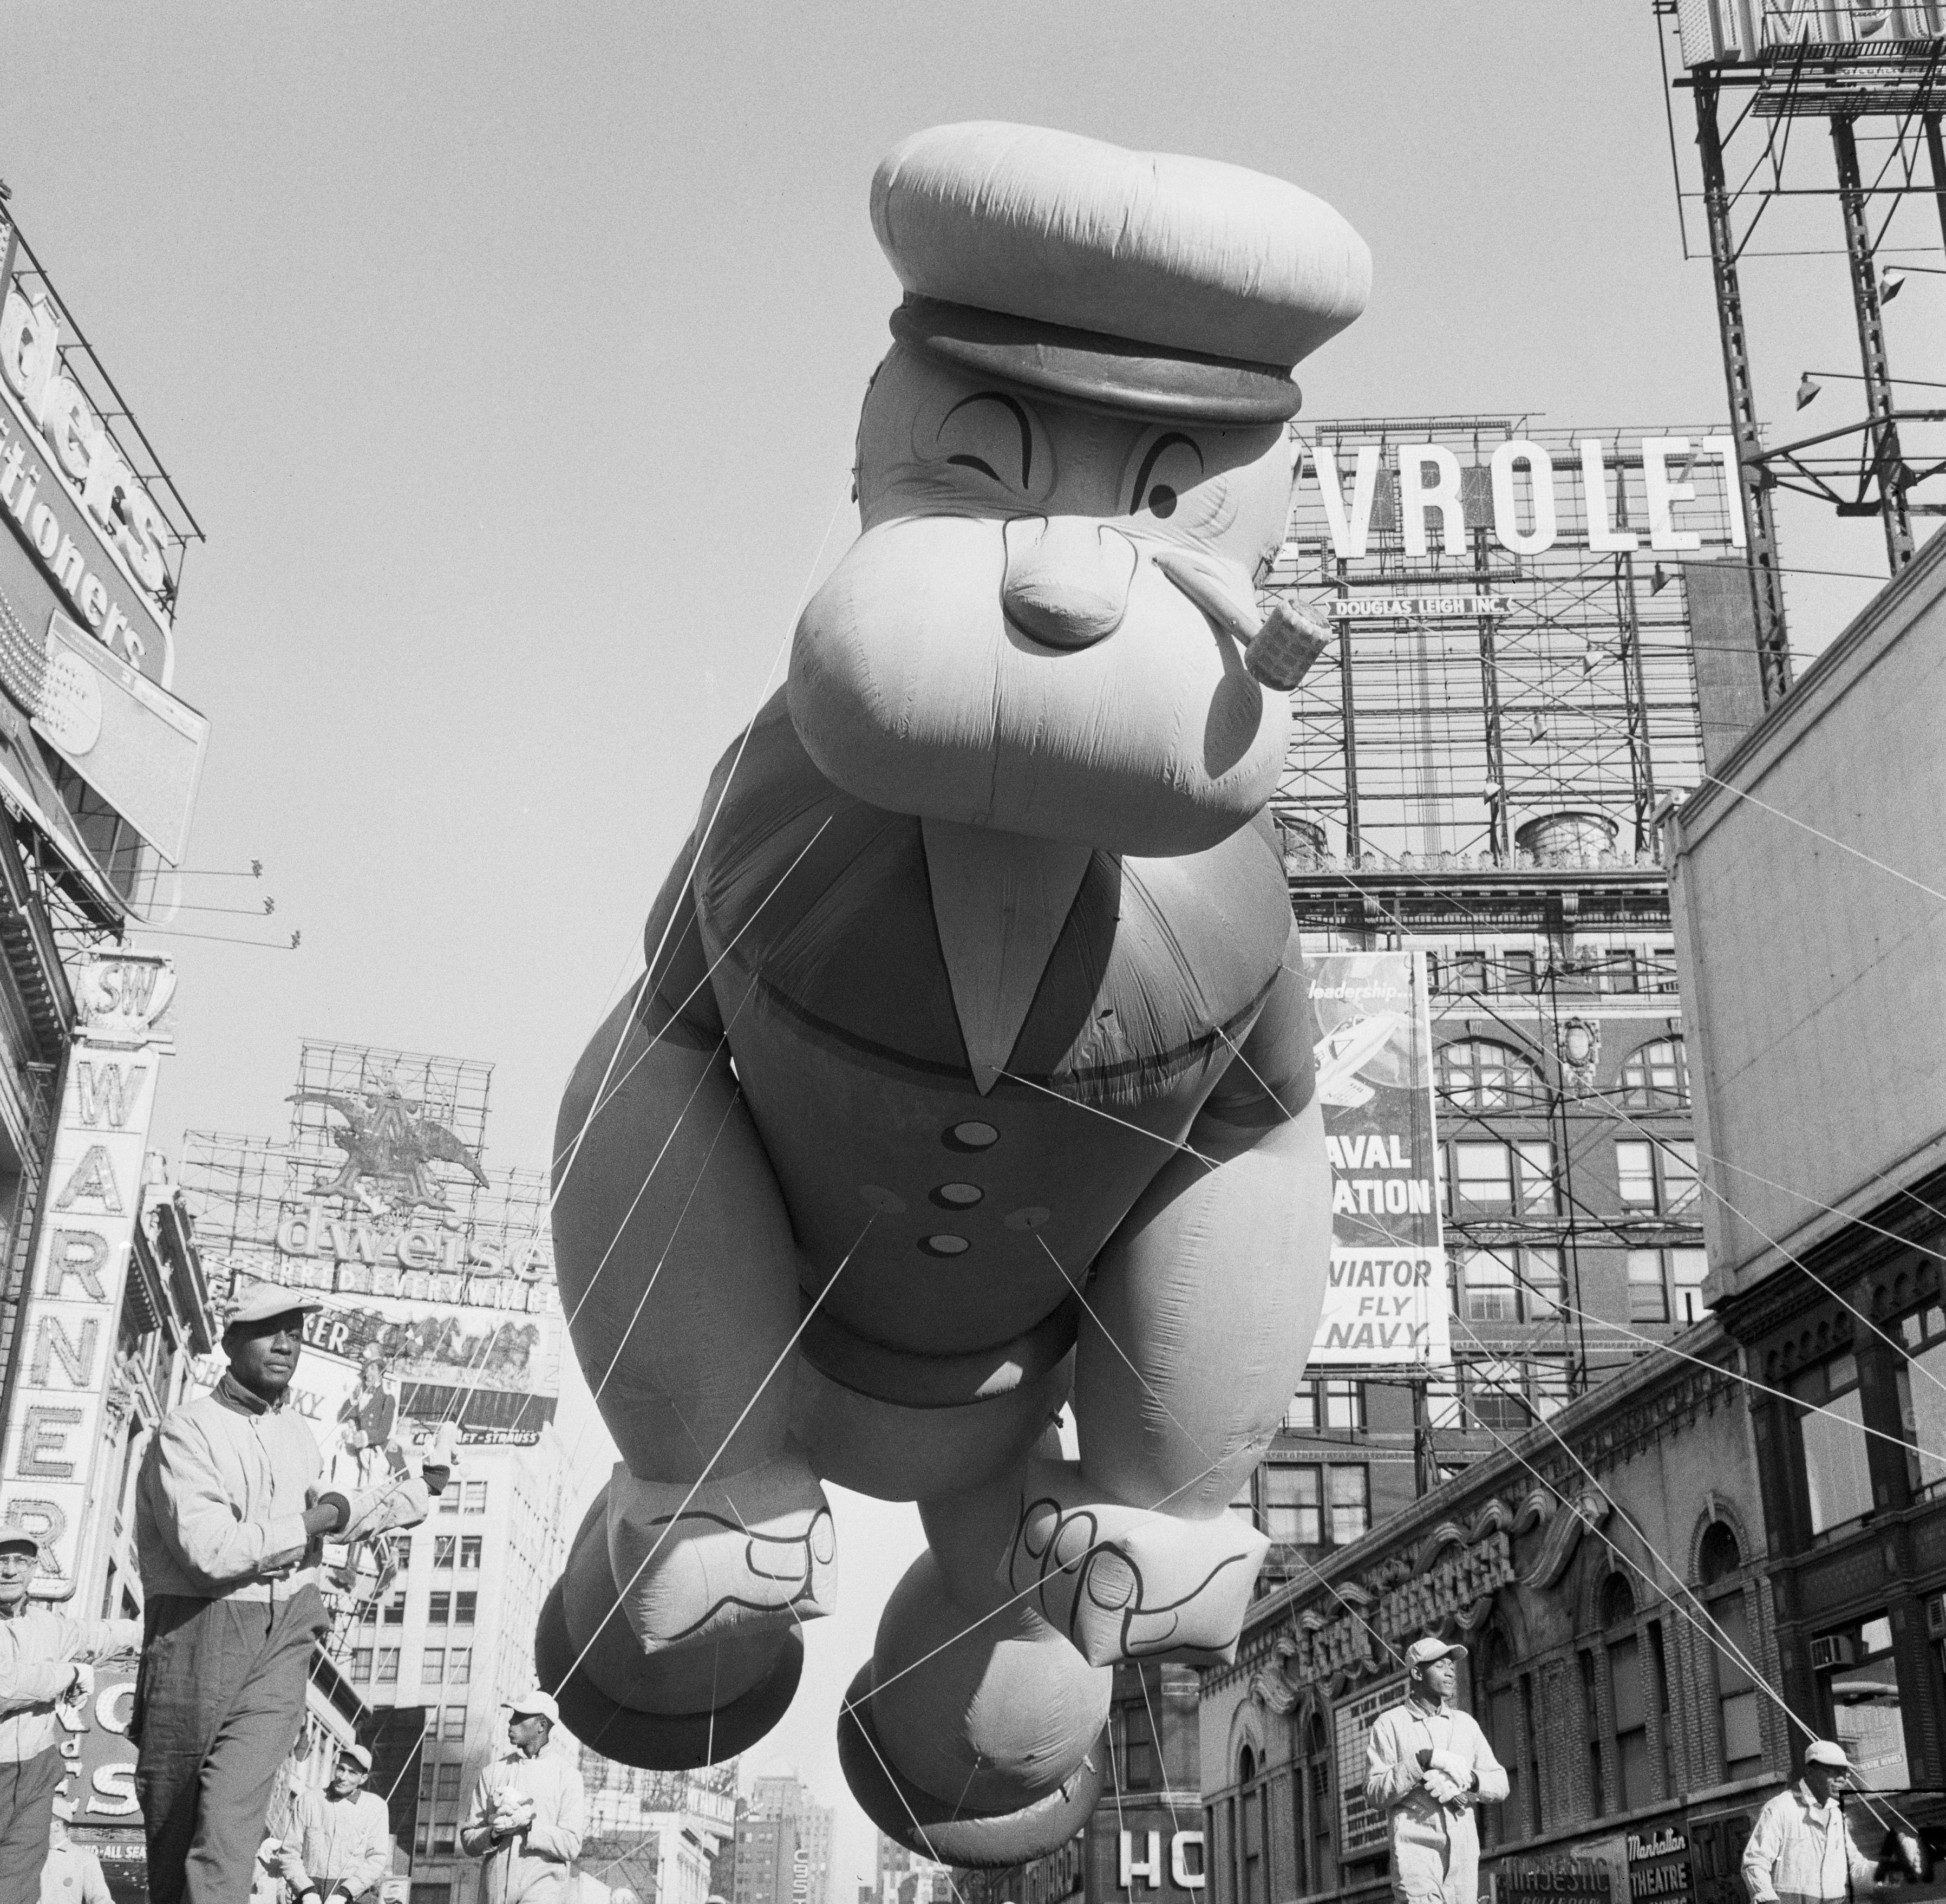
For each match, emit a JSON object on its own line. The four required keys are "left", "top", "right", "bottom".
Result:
{"left": 1001, "top": 518, "right": 1139, "bottom": 650}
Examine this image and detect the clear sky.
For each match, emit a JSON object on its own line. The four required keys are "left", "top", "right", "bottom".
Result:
{"left": 6, "top": 1, "right": 1941, "bottom": 1886}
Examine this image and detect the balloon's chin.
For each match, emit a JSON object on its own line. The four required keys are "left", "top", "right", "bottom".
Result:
{"left": 786, "top": 518, "right": 1288, "bottom": 858}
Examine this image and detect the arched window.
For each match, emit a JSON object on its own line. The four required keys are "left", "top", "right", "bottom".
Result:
{"left": 1698, "top": 1522, "right": 1762, "bottom": 1781}
{"left": 1590, "top": 1571, "right": 1668, "bottom": 1816}
{"left": 1478, "top": 1621, "right": 1534, "bottom": 1848}
{"left": 1699, "top": 1520, "right": 1741, "bottom": 1588}
{"left": 1297, "top": 1712, "right": 1334, "bottom": 1894}
{"left": 1437, "top": 1039, "right": 1547, "bottom": 1111}
{"left": 1601, "top": 1573, "right": 1637, "bottom": 1629}
{"left": 1621, "top": 1037, "right": 1690, "bottom": 1109}
{"left": 1237, "top": 1746, "right": 1266, "bottom": 1904}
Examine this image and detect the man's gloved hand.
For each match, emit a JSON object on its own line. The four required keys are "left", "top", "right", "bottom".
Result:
{"left": 1429, "top": 1748, "right": 1471, "bottom": 1785}
{"left": 341, "top": 1475, "right": 431, "bottom": 1541}
{"left": 1422, "top": 1769, "right": 1465, "bottom": 1806}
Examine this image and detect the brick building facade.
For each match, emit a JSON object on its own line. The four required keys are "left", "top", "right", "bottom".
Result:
{"left": 1200, "top": 1315, "right": 1791, "bottom": 1904}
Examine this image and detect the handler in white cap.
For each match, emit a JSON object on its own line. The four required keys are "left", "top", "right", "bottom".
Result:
{"left": 277, "top": 1740, "right": 391, "bottom": 1904}
{"left": 1364, "top": 1637, "right": 1508, "bottom": 1904}
{"left": 1742, "top": 1740, "right": 1882, "bottom": 1904}
{"left": 460, "top": 1690, "right": 585, "bottom": 1903}
{"left": 0, "top": 1522, "right": 138, "bottom": 1897}
{"left": 132, "top": 1284, "right": 431, "bottom": 1904}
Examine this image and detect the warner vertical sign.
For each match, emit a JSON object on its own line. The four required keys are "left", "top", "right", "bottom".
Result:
{"left": 0, "top": 951, "right": 173, "bottom": 1594}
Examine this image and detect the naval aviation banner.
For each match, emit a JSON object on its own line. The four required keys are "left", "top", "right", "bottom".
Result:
{"left": 1306, "top": 949, "right": 1451, "bottom": 1368}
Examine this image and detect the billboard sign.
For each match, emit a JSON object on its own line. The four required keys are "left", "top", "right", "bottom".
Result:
{"left": 0, "top": 952, "right": 172, "bottom": 1597}
{"left": 1307, "top": 949, "right": 1450, "bottom": 1368}
{"left": 1304, "top": 435, "right": 1742, "bottom": 562}
{"left": 182, "top": 1044, "right": 562, "bottom": 1444}
{"left": 0, "top": 231, "right": 207, "bottom": 892}
{"left": 1676, "top": 1, "right": 1946, "bottom": 69}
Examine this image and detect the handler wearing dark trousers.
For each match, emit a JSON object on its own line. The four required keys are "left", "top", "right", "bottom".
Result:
{"left": 0, "top": 1524, "right": 139, "bottom": 1903}
{"left": 133, "top": 1287, "right": 429, "bottom": 1904}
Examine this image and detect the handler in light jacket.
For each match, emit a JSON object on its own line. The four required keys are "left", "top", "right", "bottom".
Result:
{"left": 133, "top": 1286, "right": 430, "bottom": 1904}
{"left": 0, "top": 1525, "right": 139, "bottom": 1897}
{"left": 1365, "top": 1636, "right": 1510, "bottom": 1904}
{"left": 460, "top": 1691, "right": 585, "bottom": 1904}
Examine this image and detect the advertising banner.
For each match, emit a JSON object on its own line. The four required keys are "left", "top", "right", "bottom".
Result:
{"left": 1307, "top": 949, "right": 1450, "bottom": 1368}
{"left": 0, "top": 952, "right": 172, "bottom": 1596}
{"left": 0, "top": 242, "right": 208, "bottom": 902}
{"left": 1334, "top": 1671, "right": 1408, "bottom": 1859}
{"left": 182, "top": 1043, "right": 563, "bottom": 1445}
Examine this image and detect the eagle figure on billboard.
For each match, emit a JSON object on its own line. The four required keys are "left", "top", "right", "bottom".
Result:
{"left": 538, "top": 123, "right": 1368, "bottom": 1866}
{"left": 289, "top": 1069, "right": 491, "bottom": 1214}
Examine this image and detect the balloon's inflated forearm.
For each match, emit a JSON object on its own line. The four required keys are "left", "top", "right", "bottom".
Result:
{"left": 553, "top": 984, "right": 802, "bottom": 1483}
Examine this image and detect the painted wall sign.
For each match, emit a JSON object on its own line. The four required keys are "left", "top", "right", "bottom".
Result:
{"left": 0, "top": 951, "right": 172, "bottom": 1596}
{"left": 1335, "top": 1672, "right": 1409, "bottom": 1857}
{"left": 1308, "top": 949, "right": 1451, "bottom": 1367}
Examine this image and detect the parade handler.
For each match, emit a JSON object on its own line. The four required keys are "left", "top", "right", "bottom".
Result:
{"left": 39, "top": 1796, "right": 113, "bottom": 1904}
{"left": 1742, "top": 1740, "right": 1882, "bottom": 1904}
{"left": 459, "top": 1691, "right": 585, "bottom": 1904}
{"left": 132, "top": 1287, "right": 430, "bottom": 1904}
{"left": 275, "top": 1740, "right": 391, "bottom": 1904}
{"left": 0, "top": 1525, "right": 139, "bottom": 1899}
{"left": 1364, "top": 1637, "right": 1509, "bottom": 1904}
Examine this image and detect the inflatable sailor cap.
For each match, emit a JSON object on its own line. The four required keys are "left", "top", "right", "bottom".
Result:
{"left": 871, "top": 121, "right": 1370, "bottom": 425}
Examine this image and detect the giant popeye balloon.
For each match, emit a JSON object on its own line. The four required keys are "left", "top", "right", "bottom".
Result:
{"left": 537, "top": 122, "right": 1369, "bottom": 1861}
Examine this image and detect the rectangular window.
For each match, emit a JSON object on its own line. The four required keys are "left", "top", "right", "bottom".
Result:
{"left": 1503, "top": 949, "right": 1537, "bottom": 995}
{"left": 447, "top": 1648, "right": 472, "bottom": 1686}
{"left": 455, "top": 1592, "right": 477, "bottom": 1626}
{"left": 350, "top": 1648, "right": 373, "bottom": 1684}
{"left": 1609, "top": 1634, "right": 1649, "bottom": 1811}
{"left": 419, "top": 1763, "right": 438, "bottom": 1803}
{"left": 1627, "top": 1251, "right": 1670, "bottom": 1323}
{"left": 1797, "top": 1357, "right": 1874, "bottom": 1534}
{"left": 1427, "top": 1374, "right": 1462, "bottom": 1431}
{"left": 1650, "top": 947, "right": 1679, "bottom": 994}
{"left": 443, "top": 1704, "right": 467, "bottom": 1742}
{"left": 433, "top": 1824, "right": 456, "bottom": 1854}
{"left": 436, "top": 1763, "right": 463, "bottom": 1803}
{"left": 1524, "top": 1248, "right": 1564, "bottom": 1322}
{"left": 378, "top": 1649, "right": 399, "bottom": 1685}
{"left": 1454, "top": 1142, "right": 1513, "bottom": 1210}
{"left": 1712, "top": 1590, "right": 1763, "bottom": 1781}
{"left": 1263, "top": 1464, "right": 1322, "bottom": 1546}
{"left": 1616, "top": 1142, "right": 1657, "bottom": 1209}
{"left": 414, "top": 1819, "right": 430, "bottom": 1856}
{"left": 1321, "top": 1380, "right": 1364, "bottom": 1431}
{"left": 434, "top": 1536, "right": 456, "bottom": 1569}
{"left": 423, "top": 1649, "right": 445, "bottom": 1685}
{"left": 384, "top": 1591, "right": 406, "bottom": 1625}
{"left": 1901, "top": 1341, "right": 1946, "bottom": 1500}
{"left": 428, "top": 1593, "right": 449, "bottom": 1626}
{"left": 1328, "top": 1465, "right": 1369, "bottom": 1546}
{"left": 1464, "top": 1249, "right": 1518, "bottom": 1324}
{"left": 1671, "top": 1249, "right": 1709, "bottom": 1326}
{"left": 1816, "top": 1614, "right": 1907, "bottom": 1789}
{"left": 463, "top": 1481, "right": 488, "bottom": 1515}
{"left": 1284, "top": 1385, "right": 1318, "bottom": 1432}
{"left": 1661, "top": 1141, "right": 1701, "bottom": 1215}
{"left": 460, "top": 1536, "right": 484, "bottom": 1569}
{"left": 357, "top": 1599, "right": 378, "bottom": 1628}
{"left": 1230, "top": 1477, "right": 1258, "bottom": 1530}
{"left": 1467, "top": 1360, "right": 1532, "bottom": 1432}
{"left": 393, "top": 1537, "right": 412, "bottom": 1572}
{"left": 1124, "top": 1716, "right": 1155, "bottom": 1789}
{"left": 1452, "top": 950, "right": 1488, "bottom": 995}
{"left": 1529, "top": 1356, "right": 1574, "bottom": 1419}
{"left": 1517, "top": 1142, "right": 1558, "bottom": 1215}
{"left": 1604, "top": 949, "right": 1640, "bottom": 995}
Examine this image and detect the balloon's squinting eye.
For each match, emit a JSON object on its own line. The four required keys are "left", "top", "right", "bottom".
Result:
{"left": 1146, "top": 485, "right": 1177, "bottom": 519}
{"left": 949, "top": 454, "right": 1002, "bottom": 483}
{"left": 1127, "top": 432, "right": 1204, "bottom": 518}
